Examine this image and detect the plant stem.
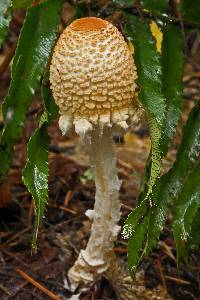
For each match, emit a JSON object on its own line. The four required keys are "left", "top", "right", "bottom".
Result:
{"left": 68, "top": 126, "right": 121, "bottom": 288}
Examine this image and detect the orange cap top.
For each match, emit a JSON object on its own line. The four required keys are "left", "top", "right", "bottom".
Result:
{"left": 70, "top": 17, "right": 107, "bottom": 31}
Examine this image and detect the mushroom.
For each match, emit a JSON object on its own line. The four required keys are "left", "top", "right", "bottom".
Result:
{"left": 50, "top": 17, "right": 141, "bottom": 289}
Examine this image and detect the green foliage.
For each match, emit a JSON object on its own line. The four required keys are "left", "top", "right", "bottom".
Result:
{"left": 23, "top": 116, "right": 49, "bottom": 251}
{"left": 173, "top": 162, "right": 200, "bottom": 262}
{"left": 179, "top": 0, "right": 200, "bottom": 24}
{"left": 161, "top": 25, "right": 184, "bottom": 154}
{"left": 128, "top": 215, "right": 149, "bottom": 277}
{"left": 23, "top": 83, "right": 58, "bottom": 250}
{"left": 123, "top": 14, "right": 187, "bottom": 276}
{"left": 11, "top": 0, "right": 48, "bottom": 9}
{"left": 145, "top": 101, "right": 200, "bottom": 263}
{"left": 0, "top": 0, "right": 63, "bottom": 182}
{"left": 187, "top": 211, "right": 200, "bottom": 253}
{"left": 144, "top": 102, "right": 200, "bottom": 260}
{"left": 124, "top": 14, "right": 165, "bottom": 196}
{"left": 140, "top": 0, "right": 168, "bottom": 13}
{"left": 123, "top": 14, "right": 166, "bottom": 273}
{"left": 0, "top": 0, "right": 11, "bottom": 46}
{"left": 164, "top": 103, "right": 200, "bottom": 206}
{"left": 125, "top": 15, "right": 166, "bottom": 126}
{"left": 170, "top": 103, "right": 200, "bottom": 260}
{"left": 12, "top": 0, "right": 33, "bottom": 9}
{"left": 112, "top": 0, "right": 200, "bottom": 24}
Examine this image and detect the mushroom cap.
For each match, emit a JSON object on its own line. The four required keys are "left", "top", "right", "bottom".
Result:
{"left": 50, "top": 17, "right": 141, "bottom": 132}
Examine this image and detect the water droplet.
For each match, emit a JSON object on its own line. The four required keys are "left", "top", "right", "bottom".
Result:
{"left": 122, "top": 224, "right": 135, "bottom": 239}
{"left": 6, "top": 108, "right": 13, "bottom": 121}
{"left": 29, "top": 87, "right": 35, "bottom": 95}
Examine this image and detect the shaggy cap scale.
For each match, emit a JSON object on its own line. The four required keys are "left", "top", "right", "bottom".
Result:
{"left": 50, "top": 17, "right": 139, "bottom": 128}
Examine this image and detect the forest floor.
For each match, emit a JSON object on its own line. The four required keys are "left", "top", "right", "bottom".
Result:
{"left": 0, "top": 3, "right": 200, "bottom": 300}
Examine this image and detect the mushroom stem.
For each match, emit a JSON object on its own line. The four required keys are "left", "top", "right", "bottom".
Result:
{"left": 68, "top": 126, "right": 121, "bottom": 289}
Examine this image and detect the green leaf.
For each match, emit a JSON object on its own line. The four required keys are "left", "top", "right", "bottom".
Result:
{"left": 136, "top": 24, "right": 184, "bottom": 205}
{"left": 167, "top": 102, "right": 200, "bottom": 260}
{"left": 0, "top": 0, "right": 12, "bottom": 46}
{"left": 41, "top": 71, "right": 59, "bottom": 122}
{"left": 143, "top": 102, "right": 200, "bottom": 256}
{"left": 123, "top": 199, "right": 149, "bottom": 240}
{"left": 173, "top": 162, "right": 200, "bottom": 261}
{"left": 0, "top": 0, "right": 63, "bottom": 183}
{"left": 166, "top": 102, "right": 200, "bottom": 206}
{"left": 123, "top": 14, "right": 167, "bottom": 276}
{"left": 124, "top": 13, "right": 166, "bottom": 200}
{"left": 161, "top": 24, "right": 184, "bottom": 155}
{"left": 23, "top": 83, "right": 58, "bottom": 250}
{"left": 187, "top": 211, "right": 200, "bottom": 252}
{"left": 141, "top": 174, "right": 169, "bottom": 256}
{"left": 12, "top": 0, "right": 47, "bottom": 9}
{"left": 125, "top": 14, "right": 166, "bottom": 127}
{"left": 128, "top": 215, "right": 149, "bottom": 277}
{"left": 12, "top": 0, "right": 33, "bottom": 9}
{"left": 137, "top": 152, "right": 151, "bottom": 204}
{"left": 146, "top": 113, "right": 162, "bottom": 197}
{"left": 135, "top": 23, "right": 184, "bottom": 252}
{"left": 141, "top": 0, "right": 168, "bottom": 13}
{"left": 23, "top": 120, "right": 49, "bottom": 251}
{"left": 179, "top": 0, "right": 200, "bottom": 24}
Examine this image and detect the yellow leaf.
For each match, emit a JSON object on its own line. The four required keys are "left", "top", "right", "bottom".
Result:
{"left": 127, "top": 41, "right": 134, "bottom": 55}
{"left": 150, "top": 21, "right": 163, "bottom": 53}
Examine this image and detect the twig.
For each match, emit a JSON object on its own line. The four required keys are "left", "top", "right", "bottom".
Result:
{"left": 122, "top": 7, "right": 200, "bottom": 29}
{"left": 165, "top": 275, "right": 190, "bottom": 285}
{"left": 48, "top": 203, "right": 77, "bottom": 215}
{"left": 2, "top": 249, "right": 28, "bottom": 267}
{"left": 190, "top": 266, "right": 200, "bottom": 271}
{"left": 183, "top": 290, "right": 198, "bottom": 300}
{"left": 135, "top": 0, "right": 144, "bottom": 20}
{"left": 97, "top": 1, "right": 112, "bottom": 17}
{"left": 0, "top": 43, "right": 17, "bottom": 76}
{"left": 117, "top": 158, "right": 133, "bottom": 171}
{"left": 16, "top": 268, "right": 61, "bottom": 300}
{"left": 91, "top": 291, "right": 95, "bottom": 300}
{"left": 28, "top": 199, "right": 34, "bottom": 226}
{"left": 0, "top": 227, "right": 31, "bottom": 248}
{"left": 118, "top": 168, "right": 132, "bottom": 179}
{"left": 63, "top": 190, "right": 73, "bottom": 207}
{"left": 43, "top": 214, "right": 85, "bottom": 233}
{"left": 0, "top": 231, "right": 12, "bottom": 239}
{"left": 159, "top": 241, "right": 176, "bottom": 261}
{"left": 113, "top": 247, "right": 127, "bottom": 254}
{"left": 157, "top": 259, "right": 167, "bottom": 291}
{"left": 122, "top": 203, "right": 134, "bottom": 211}
{"left": 97, "top": 0, "right": 200, "bottom": 29}
{"left": 86, "top": 0, "right": 92, "bottom": 16}
{"left": 173, "top": 0, "right": 186, "bottom": 48}
{"left": 0, "top": 283, "right": 12, "bottom": 296}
